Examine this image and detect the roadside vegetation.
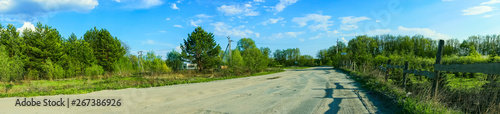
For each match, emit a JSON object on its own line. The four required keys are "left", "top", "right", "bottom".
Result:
{"left": 0, "top": 22, "right": 316, "bottom": 97}
{"left": 319, "top": 35, "right": 500, "bottom": 113}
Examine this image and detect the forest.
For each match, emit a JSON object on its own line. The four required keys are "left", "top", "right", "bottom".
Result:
{"left": 316, "top": 34, "right": 500, "bottom": 113}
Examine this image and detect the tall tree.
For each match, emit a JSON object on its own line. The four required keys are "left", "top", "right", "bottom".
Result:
{"left": 230, "top": 49, "right": 244, "bottom": 67}
{"left": 180, "top": 26, "right": 221, "bottom": 70}
{"left": 84, "top": 27, "right": 126, "bottom": 71}
{"left": 237, "top": 38, "right": 267, "bottom": 71}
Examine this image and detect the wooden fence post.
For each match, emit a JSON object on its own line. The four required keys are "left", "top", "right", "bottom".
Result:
{"left": 386, "top": 60, "right": 391, "bottom": 82}
{"left": 432, "top": 40, "right": 444, "bottom": 98}
{"left": 403, "top": 61, "right": 409, "bottom": 92}
{"left": 353, "top": 61, "right": 356, "bottom": 72}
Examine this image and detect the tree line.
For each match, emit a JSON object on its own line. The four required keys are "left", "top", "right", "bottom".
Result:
{"left": 316, "top": 34, "right": 500, "bottom": 67}
{"left": 167, "top": 26, "right": 316, "bottom": 74}
{"left": 0, "top": 22, "right": 171, "bottom": 84}
{"left": 0, "top": 23, "right": 316, "bottom": 85}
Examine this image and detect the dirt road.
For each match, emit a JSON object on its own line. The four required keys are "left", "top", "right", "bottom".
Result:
{"left": 0, "top": 67, "right": 393, "bottom": 114}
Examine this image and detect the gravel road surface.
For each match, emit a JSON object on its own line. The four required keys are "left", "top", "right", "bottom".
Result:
{"left": 0, "top": 67, "right": 393, "bottom": 114}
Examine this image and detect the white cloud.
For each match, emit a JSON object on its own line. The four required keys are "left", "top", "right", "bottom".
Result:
{"left": 113, "top": 0, "right": 122, "bottom": 2}
{"left": 339, "top": 16, "right": 371, "bottom": 31}
{"left": 117, "top": 0, "right": 163, "bottom": 9}
{"left": 173, "top": 25, "right": 182, "bottom": 28}
{"left": 166, "top": 18, "right": 170, "bottom": 20}
{"left": 341, "top": 37, "right": 347, "bottom": 43}
{"left": 188, "top": 14, "right": 213, "bottom": 27}
{"left": 17, "top": 22, "right": 35, "bottom": 33}
{"left": 285, "top": 31, "right": 304, "bottom": 37}
{"left": 262, "top": 17, "right": 284, "bottom": 25}
{"left": 481, "top": 0, "right": 500, "bottom": 5}
{"left": 0, "top": 0, "right": 98, "bottom": 22}
{"left": 308, "top": 30, "right": 340, "bottom": 40}
{"left": 217, "top": 5, "right": 243, "bottom": 15}
{"left": 159, "top": 30, "right": 166, "bottom": 33}
{"left": 253, "top": 0, "right": 265, "bottom": 2}
{"left": 309, "top": 33, "right": 323, "bottom": 40}
{"left": 142, "top": 39, "right": 172, "bottom": 46}
{"left": 364, "top": 29, "right": 392, "bottom": 35}
{"left": 211, "top": 22, "right": 255, "bottom": 38}
{"left": 217, "top": 4, "right": 259, "bottom": 17}
{"left": 195, "top": 14, "right": 212, "bottom": 18}
{"left": 244, "top": 3, "right": 252, "bottom": 8}
{"left": 299, "top": 38, "right": 305, "bottom": 42}
{"left": 292, "top": 14, "right": 333, "bottom": 31}
{"left": 271, "top": 0, "right": 299, "bottom": 14}
{"left": 190, "top": 19, "right": 202, "bottom": 27}
{"left": 255, "top": 33, "right": 260, "bottom": 38}
{"left": 484, "top": 14, "right": 493, "bottom": 17}
{"left": 462, "top": 6, "right": 494, "bottom": 15}
{"left": 396, "top": 26, "right": 451, "bottom": 40}
{"left": 171, "top": 3, "right": 179, "bottom": 10}
{"left": 270, "top": 31, "right": 304, "bottom": 39}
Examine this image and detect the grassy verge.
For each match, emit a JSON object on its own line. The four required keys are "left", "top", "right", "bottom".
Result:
{"left": 338, "top": 67, "right": 461, "bottom": 114}
{"left": 0, "top": 69, "right": 284, "bottom": 98}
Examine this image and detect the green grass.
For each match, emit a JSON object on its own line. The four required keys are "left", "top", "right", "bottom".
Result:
{"left": 0, "top": 70, "right": 284, "bottom": 98}
{"left": 339, "top": 67, "right": 461, "bottom": 114}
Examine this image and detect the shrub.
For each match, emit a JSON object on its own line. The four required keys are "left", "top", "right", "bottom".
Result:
{"left": 54, "top": 64, "right": 65, "bottom": 79}
{"left": 85, "top": 64, "right": 104, "bottom": 77}
{"left": 43, "top": 58, "right": 55, "bottom": 80}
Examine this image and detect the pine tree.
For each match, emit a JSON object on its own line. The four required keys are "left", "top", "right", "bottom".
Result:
{"left": 180, "top": 26, "right": 221, "bottom": 70}
{"left": 84, "top": 27, "right": 125, "bottom": 71}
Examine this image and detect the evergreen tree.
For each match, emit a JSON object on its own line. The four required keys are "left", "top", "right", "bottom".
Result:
{"left": 180, "top": 26, "right": 221, "bottom": 70}
{"left": 84, "top": 27, "right": 126, "bottom": 71}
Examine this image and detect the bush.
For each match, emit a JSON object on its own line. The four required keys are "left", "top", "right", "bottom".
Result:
{"left": 27, "top": 69, "right": 39, "bottom": 81}
{"left": 85, "top": 64, "right": 104, "bottom": 77}
{"left": 0, "top": 46, "right": 11, "bottom": 83}
{"left": 43, "top": 58, "right": 55, "bottom": 80}
{"left": 160, "top": 63, "right": 172, "bottom": 73}
{"left": 54, "top": 64, "right": 64, "bottom": 79}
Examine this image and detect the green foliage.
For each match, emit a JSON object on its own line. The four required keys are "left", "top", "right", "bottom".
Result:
{"left": 9, "top": 55, "right": 24, "bottom": 81}
{"left": 27, "top": 69, "right": 39, "bottom": 81}
{"left": 53, "top": 64, "right": 64, "bottom": 79}
{"left": 42, "top": 58, "right": 55, "bottom": 80}
{"left": 84, "top": 27, "right": 126, "bottom": 71}
{"left": 273, "top": 48, "right": 307, "bottom": 66}
{"left": 85, "top": 64, "right": 104, "bottom": 77}
{"left": 23, "top": 22, "right": 63, "bottom": 74}
{"left": 166, "top": 50, "right": 183, "bottom": 71}
{"left": 230, "top": 49, "right": 244, "bottom": 67}
{"left": 237, "top": 38, "right": 269, "bottom": 71}
{"left": 180, "top": 26, "right": 221, "bottom": 70}
{"left": 142, "top": 51, "right": 171, "bottom": 75}
{"left": 0, "top": 46, "right": 11, "bottom": 83}
{"left": 113, "top": 55, "right": 135, "bottom": 76}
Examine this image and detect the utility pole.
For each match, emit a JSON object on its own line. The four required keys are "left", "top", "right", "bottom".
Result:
{"left": 228, "top": 36, "right": 232, "bottom": 60}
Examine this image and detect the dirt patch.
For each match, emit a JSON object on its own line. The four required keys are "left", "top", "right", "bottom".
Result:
{"left": 267, "top": 76, "right": 281, "bottom": 80}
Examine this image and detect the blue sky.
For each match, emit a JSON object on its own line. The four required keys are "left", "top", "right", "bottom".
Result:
{"left": 1, "top": 0, "right": 500, "bottom": 58}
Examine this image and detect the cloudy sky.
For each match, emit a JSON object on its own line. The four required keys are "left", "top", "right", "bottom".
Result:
{"left": 1, "top": 0, "right": 499, "bottom": 57}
